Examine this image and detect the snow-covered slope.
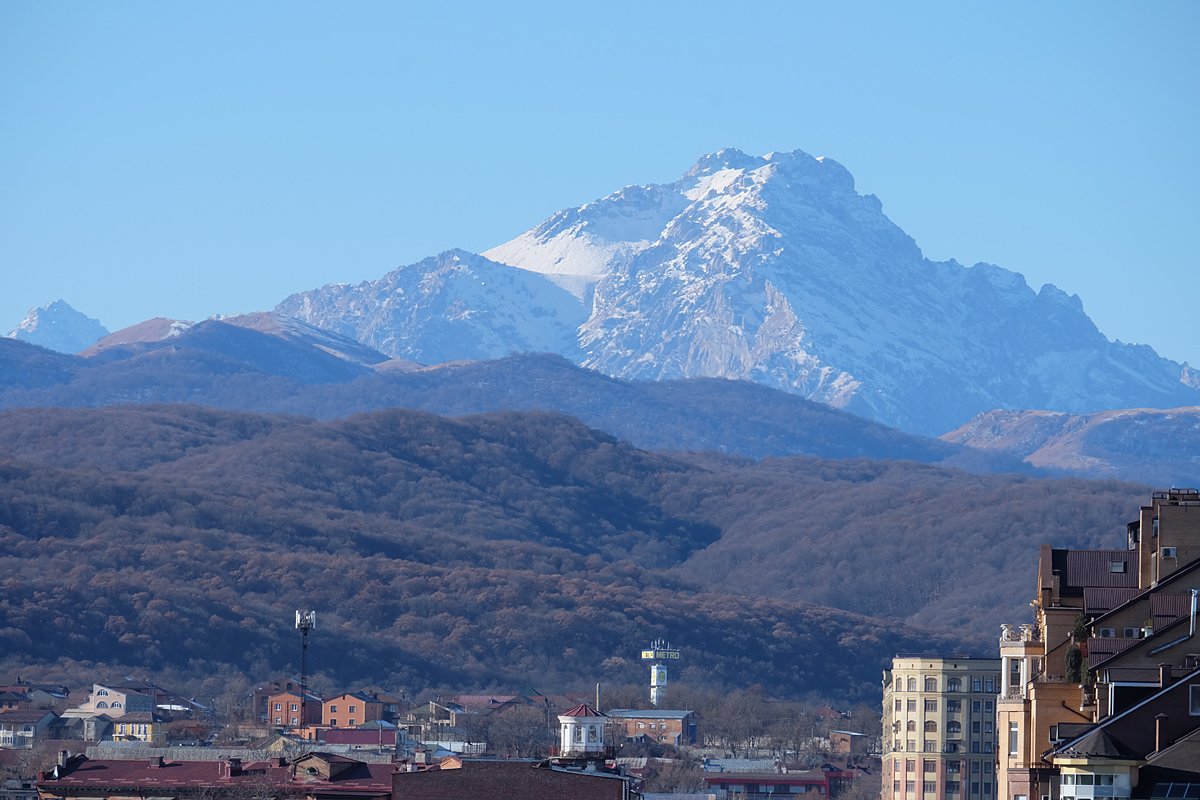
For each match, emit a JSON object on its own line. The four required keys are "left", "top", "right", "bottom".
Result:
{"left": 6, "top": 300, "right": 109, "bottom": 354}
{"left": 277, "top": 249, "right": 587, "bottom": 364}
{"left": 280, "top": 148, "right": 1200, "bottom": 436}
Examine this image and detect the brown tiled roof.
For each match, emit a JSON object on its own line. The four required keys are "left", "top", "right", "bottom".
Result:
{"left": 1151, "top": 593, "right": 1192, "bottom": 625}
{"left": 393, "top": 760, "right": 630, "bottom": 800}
{"left": 1084, "top": 587, "right": 1140, "bottom": 615}
{"left": 0, "top": 709, "right": 55, "bottom": 724}
{"left": 561, "top": 704, "right": 604, "bottom": 718}
{"left": 1064, "top": 551, "right": 1138, "bottom": 592}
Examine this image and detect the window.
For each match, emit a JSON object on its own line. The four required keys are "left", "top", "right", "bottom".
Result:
{"left": 924, "top": 760, "right": 936, "bottom": 772}
{"left": 948, "top": 700, "right": 962, "bottom": 713}
{"left": 925, "top": 699, "right": 938, "bottom": 712}
{"left": 896, "top": 678, "right": 903, "bottom": 691}
{"left": 1010, "top": 659, "right": 1022, "bottom": 687}
{"left": 274, "top": 716, "right": 282, "bottom": 724}
{"left": 925, "top": 782, "right": 937, "bottom": 793}
{"left": 906, "top": 760, "right": 916, "bottom": 772}
{"left": 984, "top": 742, "right": 993, "bottom": 753}
{"left": 274, "top": 703, "right": 281, "bottom": 711}
{"left": 984, "top": 721, "right": 993, "bottom": 734}
{"left": 330, "top": 719, "right": 337, "bottom": 726}
{"left": 907, "top": 782, "right": 916, "bottom": 793}
{"left": 330, "top": 704, "right": 338, "bottom": 712}
{"left": 1109, "top": 560, "right": 1126, "bottom": 573}
{"left": 972, "top": 700, "right": 981, "bottom": 712}
{"left": 985, "top": 677, "right": 994, "bottom": 693}
{"left": 945, "top": 742, "right": 959, "bottom": 753}
{"left": 972, "top": 678, "right": 982, "bottom": 692}
{"left": 112, "top": 702, "right": 122, "bottom": 708}
{"left": 925, "top": 721, "right": 937, "bottom": 733}
{"left": 896, "top": 699, "right": 903, "bottom": 711}
{"left": 972, "top": 762, "right": 980, "bottom": 774}
{"left": 985, "top": 700, "right": 993, "bottom": 712}
{"left": 908, "top": 721, "right": 917, "bottom": 732}
{"left": 972, "top": 783, "right": 980, "bottom": 795}
{"left": 947, "top": 761, "right": 961, "bottom": 774}
{"left": 349, "top": 705, "right": 357, "bottom": 713}
{"left": 972, "top": 721, "right": 980, "bottom": 733}
{"left": 908, "top": 699, "right": 917, "bottom": 712}
{"left": 925, "top": 678, "right": 938, "bottom": 692}
{"left": 894, "top": 761, "right": 902, "bottom": 774}
{"left": 907, "top": 739, "right": 916, "bottom": 752}
{"left": 983, "top": 783, "right": 991, "bottom": 795}
{"left": 908, "top": 678, "right": 918, "bottom": 692}
{"left": 948, "top": 677, "right": 961, "bottom": 692}
{"left": 349, "top": 718, "right": 356, "bottom": 725}
{"left": 290, "top": 703, "right": 298, "bottom": 712}
{"left": 983, "top": 762, "right": 991, "bottom": 775}
{"left": 924, "top": 740, "right": 936, "bottom": 752}
{"left": 971, "top": 742, "right": 980, "bottom": 753}
{"left": 894, "top": 781, "right": 901, "bottom": 793}
{"left": 97, "top": 690, "right": 109, "bottom": 696}
{"left": 946, "top": 782, "right": 961, "bottom": 793}
{"left": 948, "top": 721, "right": 962, "bottom": 734}
{"left": 96, "top": 701, "right": 108, "bottom": 709}
{"left": 1162, "top": 546, "right": 1177, "bottom": 559}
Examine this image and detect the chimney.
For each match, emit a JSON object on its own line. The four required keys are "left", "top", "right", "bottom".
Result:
{"left": 225, "top": 757, "right": 243, "bottom": 777}
{"left": 1159, "top": 663, "right": 1172, "bottom": 688}
{"left": 150, "top": 756, "right": 165, "bottom": 768}
{"left": 1155, "top": 713, "right": 1169, "bottom": 752}
{"left": 57, "top": 751, "right": 69, "bottom": 768}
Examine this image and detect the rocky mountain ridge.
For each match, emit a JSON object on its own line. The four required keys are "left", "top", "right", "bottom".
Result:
{"left": 6, "top": 299, "right": 109, "bottom": 354}
{"left": 278, "top": 148, "right": 1197, "bottom": 436}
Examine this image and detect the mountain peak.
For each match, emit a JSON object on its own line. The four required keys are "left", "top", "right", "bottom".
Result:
{"left": 6, "top": 299, "right": 109, "bottom": 354}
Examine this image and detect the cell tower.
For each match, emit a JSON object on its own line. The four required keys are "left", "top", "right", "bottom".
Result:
{"left": 639, "top": 638, "right": 680, "bottom": 706}
{"left": 295, "top": 610, "right": 316, "bottom": 730}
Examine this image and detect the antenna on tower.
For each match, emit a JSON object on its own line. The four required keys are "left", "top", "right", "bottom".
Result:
{"left": 295, "top": 610, "right": 316, "bottom": 732}
{"left": 640, "top": 638, "right": 680, "bottom": 706}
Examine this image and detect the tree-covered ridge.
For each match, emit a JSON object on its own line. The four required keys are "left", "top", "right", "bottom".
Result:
{"left": 0, "top": 405, "right": 1144, "bottom": 701}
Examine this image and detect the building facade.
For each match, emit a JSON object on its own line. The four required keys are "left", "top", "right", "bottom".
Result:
{"left": 882, "top": 656, "right": 1001, "bottom": 800}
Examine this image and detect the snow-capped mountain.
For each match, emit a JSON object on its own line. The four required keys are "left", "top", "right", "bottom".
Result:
{"left": 278, "top": 148, "right": 1199, "bottom": 435}
{"left": 6, "top": 300, "right": 109, "bottom": 354}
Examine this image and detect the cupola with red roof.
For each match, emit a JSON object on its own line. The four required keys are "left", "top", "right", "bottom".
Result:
{"left": 557, "top": 702, "right": 606, "bottom": 756}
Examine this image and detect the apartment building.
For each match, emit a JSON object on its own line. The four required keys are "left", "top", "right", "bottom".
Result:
{"left": 882, "top": 656, "right": 1001, "bottom": 800}
{"left": 998, "top": 489, "right": 1200, "bottom": 800}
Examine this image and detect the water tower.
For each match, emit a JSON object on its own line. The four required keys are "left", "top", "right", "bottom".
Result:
{"left": 640, "top": 639, "right": 680, "bottom": 706}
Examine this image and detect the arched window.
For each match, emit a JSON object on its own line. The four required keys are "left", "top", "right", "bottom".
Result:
{"left": 947, "top": 721, "right": 961, "bottom": 734}
{"left": 96, "top": 701, "right": 108, "bottom": 709}
{"left": 947, "top": 678, "right": 961, "bottom": 692}
{"left": 111, "top": 701, "right": 122, "bottom": 708}
{"left": 906, "top": 721, "right": 916, "bottom": 732}
{"left": 907, "top": 678, "right": 917, "bottom": 692}
{"left": 895, "top": 677, "right": 902, "bottom": 691}
{"left": 96, "top": 689, "right": 109, "bottom": 696}
{"left": 925, "top": 721, "right": 937, "bottom": 733}
{"left": 924, "top": 678, "right": 937, "bottom": 692}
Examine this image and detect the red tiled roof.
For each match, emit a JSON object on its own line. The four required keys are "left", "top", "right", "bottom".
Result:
{"left": 561, "top": 704, "right": 604, "bottom": 718}
{"left": 39, "top": 757, "right": 394, "bottom": 797}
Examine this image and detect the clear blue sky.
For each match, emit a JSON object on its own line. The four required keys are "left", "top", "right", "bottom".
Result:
{"left": 3, "top": 1, "right": 1198, "bottom": 365}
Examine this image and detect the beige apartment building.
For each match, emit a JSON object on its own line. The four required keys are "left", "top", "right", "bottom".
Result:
{"left": 882, "top": 656, "right": 1002, "bottom": 800}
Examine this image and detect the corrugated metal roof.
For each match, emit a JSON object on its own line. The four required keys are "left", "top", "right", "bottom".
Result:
{"left": 1151, "top": 593, "right": 1192, "bottom": 624}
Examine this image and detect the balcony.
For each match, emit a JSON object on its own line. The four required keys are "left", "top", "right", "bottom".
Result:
{"left": 1000, "top": 624, "right": 1040, "bottom": 643}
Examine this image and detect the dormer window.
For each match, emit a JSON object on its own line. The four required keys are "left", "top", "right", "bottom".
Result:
{"left": 97, "top": 690, "right": 109, "bottom": 696}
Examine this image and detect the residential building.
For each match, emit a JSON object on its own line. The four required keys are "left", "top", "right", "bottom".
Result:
{"left": 881, "top": 655, "right": 1001, "bottom": 800}
{"left": 0, "top": 710, "right": 57, "bottom": 750}
{"left": 267, "top": 690, "right": 322, "bottom": 729}
{"left": 62, "top": 685, "right": 153, "bottom": 719}
{"left": 322, "top": 693, "right": 382, "bottom": 729}
{"left": 111, "top": 712, "right": 167, "bottom": 745}
{"left": 704, "top": 763, "right": 856, "bottom": 800}
{"left": 998, "top": 489, "right": 1200, "bottom": 800}
{"left": 605, "top": 709, "right": 698, "bottom": 746}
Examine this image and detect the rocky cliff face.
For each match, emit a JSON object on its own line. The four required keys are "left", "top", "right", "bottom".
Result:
{"left": 278, "top": 148, "right": 1198, "bottom": 435}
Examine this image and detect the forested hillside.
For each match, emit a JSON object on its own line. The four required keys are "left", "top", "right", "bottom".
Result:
{"left": 0, "top": 406, "right": 1147, "bottom": 700}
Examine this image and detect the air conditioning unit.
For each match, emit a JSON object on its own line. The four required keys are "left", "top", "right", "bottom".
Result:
{"left": 1099, "top": 628, "right": 1116, "bottom": 638}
